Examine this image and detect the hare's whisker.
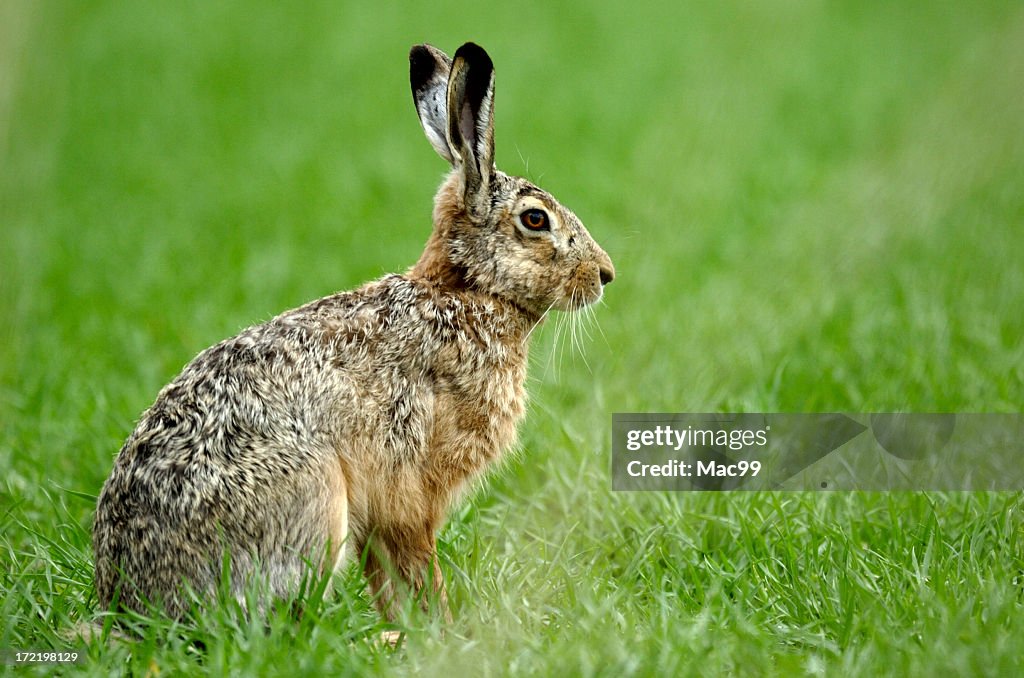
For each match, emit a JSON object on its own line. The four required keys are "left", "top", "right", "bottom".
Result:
{"left": 525, "top": 301, "right": 555, "bottom": 342}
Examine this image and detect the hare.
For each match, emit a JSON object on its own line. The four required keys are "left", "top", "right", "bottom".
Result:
{"left": 92, "top": 42, "right": 614, "bottom": 625}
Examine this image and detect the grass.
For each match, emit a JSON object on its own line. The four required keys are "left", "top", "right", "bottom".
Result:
{"left": 2, "top": 0, "right": 1023, "bottom": 675}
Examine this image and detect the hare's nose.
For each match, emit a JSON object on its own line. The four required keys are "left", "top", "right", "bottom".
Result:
{"left": 593, "top": 248, "right": 615, "bottom": 286}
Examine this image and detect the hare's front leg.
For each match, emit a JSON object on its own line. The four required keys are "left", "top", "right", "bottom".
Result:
{"left": 359, "top": 527, "right": 451, "bottom": 624}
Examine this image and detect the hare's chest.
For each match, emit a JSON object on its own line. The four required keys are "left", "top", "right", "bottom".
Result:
{"left": 425, "top": 345, "right": 528, "bottom": 476}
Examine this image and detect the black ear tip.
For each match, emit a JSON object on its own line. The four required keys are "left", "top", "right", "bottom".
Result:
{"left": 409, "top": 44, "right": 431, "bottom": 63}
{"left": 409, "top": 45, "right": 437, "bottom": 89}
{"left": 454, "top": 42, "right": 493, "bottom": 71}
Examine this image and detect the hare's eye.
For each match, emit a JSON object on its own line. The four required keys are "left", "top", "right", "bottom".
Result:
{"left": 520, "top": 209, "right": 549, "bottom": 232}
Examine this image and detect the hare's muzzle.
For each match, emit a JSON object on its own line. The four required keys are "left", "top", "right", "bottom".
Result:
{"left": 563, "top": 248, "right": 614, "bottom": 310}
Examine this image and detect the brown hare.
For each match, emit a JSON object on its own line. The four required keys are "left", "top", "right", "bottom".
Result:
{"left": 93, "top": 41, "right": 614, "bottom": 627}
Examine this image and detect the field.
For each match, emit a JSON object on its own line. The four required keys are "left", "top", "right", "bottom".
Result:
{"left": 2, "top": 0, "right": 1023, "bottom": 675}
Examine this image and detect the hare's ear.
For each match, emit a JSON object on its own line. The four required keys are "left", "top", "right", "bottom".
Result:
{"left": 446, "top": 42, "right": 495, "bottom": 215}
{"left": 410, "top": 44, "right": 455, "bottom": 164}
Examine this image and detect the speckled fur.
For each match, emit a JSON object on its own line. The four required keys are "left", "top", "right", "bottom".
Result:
{"left": 93, "top": 42, "right": 614, "bottom": 623}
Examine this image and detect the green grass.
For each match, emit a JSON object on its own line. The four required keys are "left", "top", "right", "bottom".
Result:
{"left": 2, "top": 0, "right": 1023, "bottom": 675}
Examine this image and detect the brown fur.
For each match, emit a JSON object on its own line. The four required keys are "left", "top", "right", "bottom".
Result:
{"left": 92, "top": 42, "right": 613, "bottom": 625}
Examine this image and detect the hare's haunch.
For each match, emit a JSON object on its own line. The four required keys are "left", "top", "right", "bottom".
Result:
{"left": 93, "top": 42, "right": 614, "bottom": 623}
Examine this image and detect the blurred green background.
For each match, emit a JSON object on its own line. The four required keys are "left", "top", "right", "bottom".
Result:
{"left": 2, "top": 0, "right": 1022, "bottom": 675}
